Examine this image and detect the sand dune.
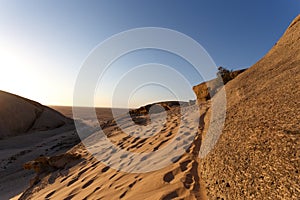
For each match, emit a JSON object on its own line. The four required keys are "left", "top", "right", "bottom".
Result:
{"left": 18, "top": 104, "right": 209, "bottom": 200}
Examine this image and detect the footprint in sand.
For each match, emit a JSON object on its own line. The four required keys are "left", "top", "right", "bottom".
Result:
{"left": 101, "top": 166, "right": 110, "bottom": 173}
{"left": 63, "top": 193, "right": 76, "bottom": 200}
{"left": 181, "top": 173, "right": 194, "bottom": 189}
{"left": 119, "top": 190, "right": 128, "bottom": 198}
{"left": 82, "top": 179, "right": 94, "bottom": 189}
{"left": 163, "top": 171, "right": 174, "bottom": 183}
{"left": 161, "top": 191, "right": 178, "bottom": 200}
{"left": 128, "top": 180, "right": 137, "bottom": 188}
{"left": 170, "top": 155, "right": 182, "bottom": 163}
{"left": 78, "top": 167, "right": 89, "bottom": 177}
{"left": 153, "top": 139, "right": 169, "bottom": 151}
{"left": 166, "top": 132, "right": 173, "bottom": 137}
{"left": 179, "top": 160, "right": 192, "bottom": 172}
{"left": 45, "top": 190, "right": 56, "bottom": 199}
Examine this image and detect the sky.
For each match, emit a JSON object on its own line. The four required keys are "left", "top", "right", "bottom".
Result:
{"left": 0, "top": 0, "right": 299, "bottom": 108}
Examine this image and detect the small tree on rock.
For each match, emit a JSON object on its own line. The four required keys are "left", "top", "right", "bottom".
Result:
{"left": 217, "top": 66, "right": 233, "bottom": 84}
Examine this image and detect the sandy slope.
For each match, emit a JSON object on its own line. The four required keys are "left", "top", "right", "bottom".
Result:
{"left": 199, "top": 15, "right": 300, "bottom": 199}
{"left": 0, "top": 125, "right": 78, "bottom": 200}
{"left": 18, "top": 104, "right": 209, "bottom": 200}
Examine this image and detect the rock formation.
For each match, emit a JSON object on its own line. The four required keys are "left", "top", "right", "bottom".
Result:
{"left": 0, "top": 91, "right": 72, "bottom": 138}
{"left": 199, "top": 15, "right": 300, "bottom": 199}
{"left": 193, "top": 69, "right": 246, "bottom": 103}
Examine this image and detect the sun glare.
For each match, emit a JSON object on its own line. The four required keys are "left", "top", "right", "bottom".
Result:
{"left": 0, "top": 44, "right": 42, "bottom": 101}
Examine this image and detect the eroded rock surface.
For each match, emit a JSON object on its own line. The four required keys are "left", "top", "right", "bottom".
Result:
{"left": 199, "top": 15, "right": 300, "bottom": 199}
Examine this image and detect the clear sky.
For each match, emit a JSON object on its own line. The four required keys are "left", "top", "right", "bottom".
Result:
{"left": 0, "top": 0, "right": 299, "bottom": 107}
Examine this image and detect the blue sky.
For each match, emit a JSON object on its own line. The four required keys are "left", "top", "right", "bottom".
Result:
{"left": 0, "top": 0, "right": 299, "bottom": 107}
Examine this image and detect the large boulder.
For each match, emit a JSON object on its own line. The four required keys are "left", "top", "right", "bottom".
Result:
{"left": 0, "top": 91, "right": 72, "bottom": 138}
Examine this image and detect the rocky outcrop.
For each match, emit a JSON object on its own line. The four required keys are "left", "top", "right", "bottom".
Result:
{"left": 20, "top": 152, "right": 82, "bottom": 200}
{"left": 193, "top": 69, "right": 246, "bottom": 103}
{"left": 129, "top": 101, "right": 189, "bottom": 115}
{"left": 0, "top": 91, "right": 72, "bottom": 138}
{"left": 23, "top": 153, "right": 82, "bottom": 175}
{"left": 128, "top": 101, "right": 191, "bottom": 125}
{"left": 200, "top": 15, "right": 300, "bottom": 199}
{"left": 193, "top": 78, "right": 222, "bottom": 102}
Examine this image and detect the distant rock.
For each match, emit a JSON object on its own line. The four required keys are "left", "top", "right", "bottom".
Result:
{"left": 128, "top": 101, "right": 190, "bottom": 125}
{"left": 0, "top": 91, "right": 72, "bottom": 138}
{"left": 129, "top": 101, "right": 187, "bottom": 116}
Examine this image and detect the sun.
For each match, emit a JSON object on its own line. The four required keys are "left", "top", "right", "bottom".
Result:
{"left": 0, "top": 44, "right": 41, "bottom": 101}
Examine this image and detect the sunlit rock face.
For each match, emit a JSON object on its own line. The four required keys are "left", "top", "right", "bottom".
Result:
{"left": 199, "top": 15, "right": 300, "bottom": 199}
{"left": 193, "top": 69, "right": 246, "bottom": 103}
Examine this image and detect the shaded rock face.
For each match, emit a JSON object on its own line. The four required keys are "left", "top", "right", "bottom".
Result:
{"left": 0, "top": 91, "right": 72, "bottom": 138}
{"left": 193, "top": 69, "right": 246, "bottom": 103}
{"left": 200, "top": 15, "right": 300, "bottom": 199}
